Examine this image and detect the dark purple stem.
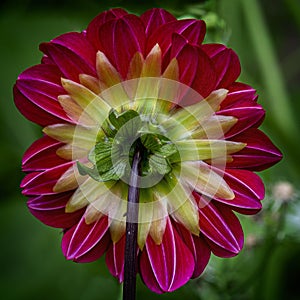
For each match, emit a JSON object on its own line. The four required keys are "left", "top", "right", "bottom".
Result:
{"left": 123, "top": 149, "right": 141, "bottom": 300}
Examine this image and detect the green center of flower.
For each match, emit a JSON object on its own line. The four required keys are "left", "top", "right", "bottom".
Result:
{"left": 77, "top": 108, "right": 179, "bottom": 187}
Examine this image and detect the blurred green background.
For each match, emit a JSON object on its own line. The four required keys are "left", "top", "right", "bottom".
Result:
{"left": 0, "top": 0, "right": 299, "bottom": 299}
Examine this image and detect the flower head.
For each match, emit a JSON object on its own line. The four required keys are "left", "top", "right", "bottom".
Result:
{"left": 14, "top": 8, "right": 282, "bottom": 293}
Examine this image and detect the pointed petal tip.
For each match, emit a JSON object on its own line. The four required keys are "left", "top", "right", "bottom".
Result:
{"left": 197, "top": 200, "right": 244, "bottom": 257}
{"left": 140, "top": 219, "right": 195, "bottom": 293}
{"left": 61, "top": 77, "right": 69, "bottom": 87}
{"left": 208, "top": 88, "right": 229, "bottom": 103}
{"left": 215, "top": 88, "right": 229, "bottom": 96}
{"left": 62, "top": 216, "right": 110, "bottom": 263}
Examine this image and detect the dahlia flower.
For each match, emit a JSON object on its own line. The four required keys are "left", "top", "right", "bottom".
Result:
{"left": 14, "top": 8, "right": 282, "bottom": 294}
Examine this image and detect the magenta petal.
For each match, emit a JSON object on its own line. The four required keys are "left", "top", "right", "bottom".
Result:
{"left": 191, "top": 235, "right": 211, "bottom": 277}
{"left": 147, "top": 19, "right": 206, "bottom": 56}
{"left": 217, "top": 193, "right": 262, "bottom": 215}
{"left": 219, "top": 105, "right": 265, "bottom": 138}
{"left": 140, "top": 218, "right": 194, "bottom": 293}
{"left": 174, "top": 43, "right": 198, "bottom": 88}
{"left": 202, "top": 44, "right": 241, "bottom": 88}
{"left": 23, "top": 136, "right": 60, "bottom": 165}
{"left": 49, "top": 32, "right": 96, "bottom": 70}
{"left": 172, "top": 40, "right": 216, "bottom": 104}
{"left": 201, "top": 43, "right": 227, "bottom": 57}
{"left": 229, "top": 128, "right": 283, "bottom": 171}
{"left": 18, "top": 63, "right": 62, "bottom": 85}
{"left": 141, "top": 8, "right": 176, "bottom": 37}
{"left": 28, "top": 191, "right": 71, "bottom": 210}
{"left": 98, "top": 14, "right": 146, "bottom": 79}
{"left": 21, "top": 162, "right": 73, "bottom": 195}
{"left": 86, "top": 8, "right": 128, "bottom": 49}
{"left": 222, "top": 82, "right": 257, "bottom": 108}
{"left": 41, "top": 55, "right": 55, "bottom": 65}
{"left": 191, "top": 47, "right": 217, "bottom": 98}
{"left": 105, "top": 235, "right": 126, "bottom": 282}
{"left": 214, "top": 49, "right": 241, "bottom": 88}
{"left": 139, "top": 255, "right": 163, "bottom": 294}
{"left": 212, "top": 169, "right": 264, "bottom": 214}
{"left": 40, "top": 34, "right": 97, "bottom": 81}
{"left": 174, "top": 222, "right": 211, "bottom": 278}
{"left": 13, "top": 85, "right": 69, "bottom": 126}
{"left": 195, "top": 197, "right": 244, "bottom": 257}
{"left": 28, "top": 192, "right": 83, "bottom": 228}
{"left": 73, "top": 233, "right": 110, "bottom": 263}
{"left": 179, "top": 20, "right": 206, "bottom": 45}
{"left": 22, "top": 136, "right": 67, "bottom": 172}
{"left": 170, "top": 33, "right": 187, "bottom": 58}
{"left": 223, "top": 168, "right": 264, "bottom": 200}
{"left": 15, "top": 79, "right": 70, "bottom": 121}
{"left": 62, "top": 216, "right": 110, "bottom": 262}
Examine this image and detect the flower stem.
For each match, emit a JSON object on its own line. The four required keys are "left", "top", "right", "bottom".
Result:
{"left": 123, "top": 148, "right": 141, "bottom": 300}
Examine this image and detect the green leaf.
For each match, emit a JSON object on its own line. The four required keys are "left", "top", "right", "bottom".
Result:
{"left": 90, "top": 139, "right": 114, "bottom": 173}
{"left": 155, "top": 143, "right": 178, "bottom": 158}
{"left": 141, "top": 132, "right": 178, "bottom": 157}
{"left": 108, "top": 109, "right": 140, "bottom": 129}
{"left": 110, "top": 109, "right": 142, "bottom": 140}
{"left": 77, "top": 162, "right": 102, "bottom": 181}
{"left": 77, "top": 159, "right": 127, "bottom": 182}
{"left": 149, "top": 154, "right": 171, "bottom": 175}
{"left": 82, "top": 136, "right": 129, "bottom": 181}
{"left": 98, "top": 159, "right": 127, "bottom": 181}
{"left": 93, "top": 138, "right": 113, "bottom": 159}
{"left": 140, "top": 133, "right": 162, "bottom": 151}
{"left": 101, "top": 119, "right": 117, "bottom": 137}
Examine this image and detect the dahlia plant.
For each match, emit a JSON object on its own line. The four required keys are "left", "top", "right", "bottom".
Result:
{"left": 14, "top": 8, "right": 282, "bottom": 297}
